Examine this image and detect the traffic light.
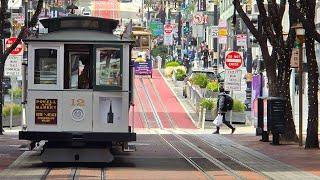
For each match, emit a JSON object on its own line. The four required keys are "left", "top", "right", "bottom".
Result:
{"left": 183, "top": 22, "right": 190, "bottom": 34}
{"left": 1, "top": 11, "right": 12, "bottom": 39}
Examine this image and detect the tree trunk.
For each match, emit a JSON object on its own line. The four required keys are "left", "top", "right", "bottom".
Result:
{"left": 305, "top": 32, "right": 319, "bottom": 148}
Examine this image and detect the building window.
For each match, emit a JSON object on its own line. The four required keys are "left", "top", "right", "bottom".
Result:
{"left": 96, "top": 47, "right": 122, "bottom": 88}
{"left": 34, "top": 49, "right": 57, "bottom": 84}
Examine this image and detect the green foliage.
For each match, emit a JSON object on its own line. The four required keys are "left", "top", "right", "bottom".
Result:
{"left": 165, "top": 61, "right": 181, "bottom": 67}
{"left": 200, "top": 98, "right": 217, "bottom": 110}
{"left": 191, "top": 73, "right": 209, "bottom": 88}
{"left": 206, "top": 81, "right": 220, "bottom": 92}
{"left": 232, "top": 99, "right": 246, "bottom": 112}
{"left": 9, "top": 88, "right": 22, "bottom": 98}
{"left": 3, "top": 103, "right": 22, "bottom": 118}
{"left": 151, "top": 45, "right": 168, "bottom": 60}
{"left": 175, "top": 69, "right": 186, "bottom": 81}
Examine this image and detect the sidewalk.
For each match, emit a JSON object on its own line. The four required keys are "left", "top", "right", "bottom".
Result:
{"left": 160, "top": 69, "right": 320, "bottom": 178}
{"left": 0, "top": 127, "right": 27, "bottom": 173}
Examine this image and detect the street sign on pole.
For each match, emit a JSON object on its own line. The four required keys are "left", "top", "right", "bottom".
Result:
{"left": 236, "top": 34, "right": 247, "bottom": 47}
{"left": 211, "top": 26, "right": 219, "bottom": 38}
{"left": 5, "top": 37, "right": 24, "bottom": 56}
{"left": 150, "top": 20, "right": 163, "bottom": 36}
{"left": 4, "top": 55, "right": 22, "bottom": 76}
{"left": 164, "top": 24, "right": 173, "bottom": 34}
{"left": 225, "top": 51, "right": 243, "bottom": 70}
{"left": 164, "top": 23, "right": 173, "bottom": 46}
{"left": 291, "top": 48, "right": 299, "bottom": 68}
{"left": 224, "top": 70, "right": 242, "bottom": 91}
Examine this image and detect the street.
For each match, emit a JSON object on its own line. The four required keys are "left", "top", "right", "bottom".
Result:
{"left": 0, "top": 71, "right": 319, "bottom": 179}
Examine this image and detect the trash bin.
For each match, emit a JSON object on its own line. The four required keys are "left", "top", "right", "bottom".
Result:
{"left": 257, "top": 97, "right": 269, "bottom": 142}
{"left": 267, "top": 97, "right": 286, "bottom": 145}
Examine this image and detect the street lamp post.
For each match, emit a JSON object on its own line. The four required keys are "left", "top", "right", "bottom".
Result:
{"left": 292, "top": 22, "right": 305, "bottom": 147}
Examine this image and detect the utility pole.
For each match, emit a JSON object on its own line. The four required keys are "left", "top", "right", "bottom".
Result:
{"left": 177, "top": 2, "right": 182, "bottom": 61}
{"left": 213, "top": 2, "right": 218, "bottom": 73}
{"left": 245, "top": 3, "right": 252, "bottom": 111}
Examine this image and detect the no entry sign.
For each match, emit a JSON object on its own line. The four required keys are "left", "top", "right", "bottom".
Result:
{"left": 164, "top": 24, "right": 173, "bottom": 34}
{"left": 5, "top": 37, "right": 24, "bottom": 56}
{"left": 225, "top": 51, "right": 243, "bottom": 70}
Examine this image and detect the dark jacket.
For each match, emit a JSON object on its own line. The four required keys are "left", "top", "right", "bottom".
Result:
{"left": 217, "top": 92, "right": 227, "bottom": 113}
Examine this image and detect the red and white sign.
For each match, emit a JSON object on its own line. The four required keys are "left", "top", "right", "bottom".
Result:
{"left": 236, "top": 34, "right": 247, "bottom": 47}
{"left": 192, "top": 13, "right": 208, "bottom": 24}
{"left": 164, "top": 24, "right": 173, "bottom": 34}
{"left": 225, "top": 51, "right": 243, "bottom": 70}
{"left": 5, "top": 37, "right": 24, "bottom": 56}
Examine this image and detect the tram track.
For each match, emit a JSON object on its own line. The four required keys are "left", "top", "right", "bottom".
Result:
{"left": 40, "top": 167, "right": 106, "bottom": 180}
{"left": 138, "top": 76, "right": 268, "bottom": 180}
{"left": 134, "top": 80, "right": 151, "bottom": 128}
{"left": 139, "top": 78, "right": 164, "bottom": 129}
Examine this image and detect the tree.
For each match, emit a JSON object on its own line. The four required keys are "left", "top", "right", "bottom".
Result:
{"left": 233, "top": 0, "right": 298, "bottom": 141}
{"left": 288, "top": 0, "right": 319, "bottom": 148}
{"left": 0, "top": 0, "right": 43, "bottom": 134}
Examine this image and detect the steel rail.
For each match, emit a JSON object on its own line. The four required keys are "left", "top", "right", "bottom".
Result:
{"left": 140, "top": 76, "right": 249, "bottom": 179}
{"left": 40, "top": 167, "right": 52, "bottom": 180}
{"left": 139, "top": 78, "right": 163, "bottom": 129}
{"left": 148, "top": 78, "right": 177, "bottom": 128}
{"left": 147, "top": 77, "right": 246, "bottom": 179}
{"left": 134, "top": 82, "right": 151, "bottom": 128}
{"left": 169, "top": 130, "right": 245, "bottom": 180}
{"left": 188, "top": 132, "right": 269, "bottom": 179}
{"left": 137, "top": 78, "right": 213, "bottom": 179}
{"left": 158, "top": 134, "right": 214, "bottom": 180}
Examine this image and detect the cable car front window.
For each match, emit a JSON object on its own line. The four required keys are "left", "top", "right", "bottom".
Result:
{"left": 34, "top": 49, "right": 57, "bottom": 84}
{"left": 96, "top": 48, "right": 121, "bottom": 88}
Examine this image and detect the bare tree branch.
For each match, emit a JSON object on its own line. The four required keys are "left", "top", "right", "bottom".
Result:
{"left": 256, "top": 0, "right": 276, "bottom": 46}
{"left": 233, "top": 0, "right": 260, "bottom": 40}
{"left": 279, "top": 0, "right": 287, "bottom": 18}
{"left": 1, "top": 0, "right": 44, "bottom": 60}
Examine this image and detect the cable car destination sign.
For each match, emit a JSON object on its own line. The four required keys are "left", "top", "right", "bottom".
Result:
{"left": 224, "top": 51, "right": 243, "bottom": 91}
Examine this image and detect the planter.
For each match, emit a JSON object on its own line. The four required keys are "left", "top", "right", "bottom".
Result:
{"left": 205, "top": 91, "right": 219, "bottom": 98}
{"left": 225, "top": 112, "right": 246, "bottom": 124}
{"left": 3, "top": 114, "right": 22, "bottom": 127}
{"left": 205, "top": 109, "right": 214, "bottom": 121}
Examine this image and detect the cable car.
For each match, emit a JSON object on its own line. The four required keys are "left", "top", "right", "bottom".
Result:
{"left": 19, "top": 16, "right": 136, "bottom": 162}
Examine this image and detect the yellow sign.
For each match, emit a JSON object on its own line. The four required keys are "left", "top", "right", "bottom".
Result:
{"left": 218, "top": 28, "right": 228, "bottom": 36}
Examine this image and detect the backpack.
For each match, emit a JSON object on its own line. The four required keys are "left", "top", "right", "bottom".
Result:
{"left": 224, "top": 95, "right": 233, "bottom": 111}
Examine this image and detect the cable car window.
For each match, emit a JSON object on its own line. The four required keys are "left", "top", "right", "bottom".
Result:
{"left": 34, "top": 49, "right": 57, "bottom": 84}
{"left": 96, "top": 48, "right": 122, "bottom": 88}
{"left": 141, "top": 36, "right": 149, "bottom": 47}
{"left": 69, "top": 53, "right": 90, "bottom": 89}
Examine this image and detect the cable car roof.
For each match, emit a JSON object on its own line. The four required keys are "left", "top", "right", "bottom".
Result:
{"left": 25, "top": 16, "right": 133, "bottom": 43}
{"left": 25, "top": 30, "right": 133, "bottom": 43}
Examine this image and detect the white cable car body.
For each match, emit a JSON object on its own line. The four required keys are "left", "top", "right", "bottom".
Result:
{"left": 19, "top": 16, "right": 136, "bottom": 163}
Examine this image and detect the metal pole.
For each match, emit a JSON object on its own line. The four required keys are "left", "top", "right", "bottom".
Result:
{"left": 24, "top": 0, "right": 28, "bottom": 27}
{"left": 298, "top": 38, "right": 303, "bottom": 146}
{"left": 21, "top": 59, "right": 27, "bottom": 129}
{"left": 178, "top": 10, "right": 182, "bottom": 61}
{"left": 141, "top": 0, "right": 144, "bottom": 26}
{"left": 213, "top": 3, "right": 218, "bottom": 72}
{"left": 9, "top": 77, "right": 14, "bottom": 130}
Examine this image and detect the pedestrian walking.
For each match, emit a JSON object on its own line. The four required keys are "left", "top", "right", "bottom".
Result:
{"left": 202, "top": 45, "right": 209, "bottom": 68}
{"left": 213, "top": 87, "right": 236, "bottom": 134}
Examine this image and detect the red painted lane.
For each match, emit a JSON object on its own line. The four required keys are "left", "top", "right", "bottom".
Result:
{"left": 134, "top": 78, "right": 159, "bottom": 128}
{"left": 151, "top": 70, "right": 196, "bottom": 129}
{"left": 129, "top": 95, "right": 145, "bottom": 129}
{"left": 142, "top": 78, "right": 172, "bottom": 128}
